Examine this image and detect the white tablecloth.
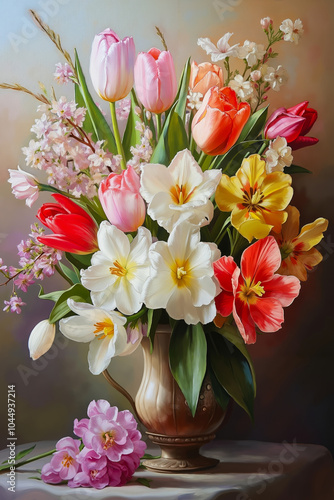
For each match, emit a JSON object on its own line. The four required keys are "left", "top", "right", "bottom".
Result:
{"left": 0, "top": 440, "right": 333, "bottom": 500}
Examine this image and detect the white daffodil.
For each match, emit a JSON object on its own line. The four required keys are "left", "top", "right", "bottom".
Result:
{"left": 28, "top": 320, "right": 56, "bottom": 360}
{"left": 80, "top": 222, "right": 151, "bottom": 315}
{"left": 142, "top": 221, "right": 220, "bottom": 325}
{"left": 59, "top": 300, "right": 128, "bottom": 375}
{"left": 197, "top": 33, "right": 239, "bottom": 62}
{"left": 140, "top": 149, "right": 221, "bottom": 233}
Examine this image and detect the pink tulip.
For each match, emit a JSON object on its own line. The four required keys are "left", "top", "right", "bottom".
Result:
{"left": 90, "top": 29, "right": 135, "bottom": 102}
{"left": 98, "top": 167, "right": 146, "bottom": 232}
{"left": 264, "top": 101, "right": 318, "bottom": 150}
{"left": 134, "top": 48, "right": 177, "bottom": 114}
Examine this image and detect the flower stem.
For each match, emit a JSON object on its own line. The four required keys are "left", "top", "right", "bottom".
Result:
{"left": 0, "top": 449, "right": 56, "bottom": 472}
{"left": 110, "top": 102, "right": 127, "bottom": 170}
{"left": 155, "top": 113, "right": 162, "bottom": 140}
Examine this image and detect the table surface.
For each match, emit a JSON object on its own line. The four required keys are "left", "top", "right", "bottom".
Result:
{"left": 0, "top": 440, "right": 333, "bottom": 500}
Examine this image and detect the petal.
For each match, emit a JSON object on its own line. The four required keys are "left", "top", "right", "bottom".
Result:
{"left": 168, "top": 221, "right": 200, "bottom": 262}
{"left": 213, "top": 256, "right": 237, "bottom": 292}
{"left": 215, "top": 174, "right": 244, "bottom": 212}
{"left": 280, "top": 205, "right": 300, "bottom": 241}
{"left": 81, "top": 264, "right": 115, "bottom": 292}
{"left": 168, "top": 149, "right": 204, "bottom": 190}
{"left": 296, "top": 217, "right": 328, "bottom": 251}
{"left": 215, "top": 290, "right": 234, "bottom": 317}
{"left": 140, "top": 163, "right": 174, "bottom": 203}
{"left": 249, "top": 297, "right": 284, "bottom": 332}
{"left": 241, "top": 236, "right": 281, "bottom": 283}
{"left": 142, "top": 273, "right": 175, "bottom": 309}
{"left": 237, "top": 217, "right": 272, "bottom": 242}
{"left": 59, "top": 316, "right": 97, "bottom": 343}
{"left": 97, "top": 222, "right": 130, "bottom": 262}
{"left": 115, "top": 278, "right": 142, "bottom": 315}
{"left": 233, "top": 296, "right": 257, "bottom": 344}
{"left": 263, "top": 274, "right": 300, "bottom": 306}
{"left": 88, "top": 337, "right": 114, "bottom": 375}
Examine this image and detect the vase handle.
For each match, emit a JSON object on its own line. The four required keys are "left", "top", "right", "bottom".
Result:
{"left": 102, "top": 369, "right": 142, "bottom": 423}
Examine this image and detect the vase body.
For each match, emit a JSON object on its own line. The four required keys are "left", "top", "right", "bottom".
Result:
{"left": 135, "top": 324, "right": 226, "bottom": 472}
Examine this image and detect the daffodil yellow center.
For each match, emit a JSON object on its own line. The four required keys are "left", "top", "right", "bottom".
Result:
{"left": 94, "top": 319, "right": 114, "bottom": 340}
{"left": 170, "top": 184, "right": 195, "bottom": 205}
{"left": 61, "top": 454, "right": 73, "bottom": 468}
{"left": 172, "top": 260, "right": 189, "bottom": 287}
{"left": 110, "top": 260, "right": 127, "bottom": 277}
{"left": 239, "top": 277, "right": 265, "bottom": 304}
{"left": 241, "top": 186, "right": 264, "bottom": 212}
{"left": 102, "top": 431, "right": 115, "bottom": 450}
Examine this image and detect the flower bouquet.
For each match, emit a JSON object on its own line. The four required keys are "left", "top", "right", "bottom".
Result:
{"left": 0, "top": 10, "right": 329, "bottom": 482}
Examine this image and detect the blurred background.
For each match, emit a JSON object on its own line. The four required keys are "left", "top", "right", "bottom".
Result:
{"left": 0, "top": 0, "right": 333, "bottom": 456}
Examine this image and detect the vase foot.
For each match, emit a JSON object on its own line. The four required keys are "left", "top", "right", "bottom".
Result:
{"left": 144, "top": 431, "right": 219, "bottom": 473}
{"left": 143, "top": 455, "right": 219, "bottom": 473}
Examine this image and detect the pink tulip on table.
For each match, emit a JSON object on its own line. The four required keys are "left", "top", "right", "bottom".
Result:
{"left": 98, "top": 167, "right": 146, "bottom": 233}
{"left": 134, "top": 48, "right": 177, "bottom": 114}
{"left": 90, "top": 29, "right": 136, "bottom": 102}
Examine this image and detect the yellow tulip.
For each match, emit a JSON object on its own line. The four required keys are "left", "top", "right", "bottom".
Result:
{"left": 215, "top": 154, "right": 293, "bottom": 242}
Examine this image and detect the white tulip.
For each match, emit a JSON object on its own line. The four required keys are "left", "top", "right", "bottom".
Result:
{"left": 28, "top": 320, "right": 56, "bottom": 360}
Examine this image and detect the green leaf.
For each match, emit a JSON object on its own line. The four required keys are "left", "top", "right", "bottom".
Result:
{"left": 215, "top": 139, "right": 265, "bottom": 176}
{"left": 169, "top": 322, "right": 207, "bottom": 417}
{"left": 147, "top": 309, "right": 163, "bottom": 353}
{"left": 75, "top": 78, "right": 96, "bottom": 140}
{"left": 238, "top": 106, "right": 268, "bottom": 142}
{"left": 75, "top": 49, "right": 117, "bottom": 154}
{"left": 59, "top": 262, "right": 80, "bottom": 285}
{"left": 208, "top": 331, "right": 255, "bottom": 419}
{"left": 166, "top": 111, "right": 189, "bottom": 160}
{"left": 173, "top": 57, "right": 191, "bottom": 120}
{"left": 28, "top": 476, "right": 42, "bottom": 481}
{"left": 122, "top": 91, "right": 142, "bottom": 161}
{"left": 38, "top": 286, "right": 64, "bottom": 303}
{"left": 150, "top": 103, "right": 189, "bottom": 166}
{"left": 15, "top": 445, "right": 36, "bottom": 461}
{"left": 215, "top": 323, "right": 256, "bottom": 395}
{"left": 207, "top": 364, "right": 230, "bottom": 411}
{"left": 65, "top": 252, "right": 93, "bottom": 271}
{"left": 136, "top": 477, "right": 152, "bottom": 488}
{"left": 285, "top": 164, "right": 311, "bottom": 174}
{"left": 49, "top": 284, "right": 92, "bottom": 323}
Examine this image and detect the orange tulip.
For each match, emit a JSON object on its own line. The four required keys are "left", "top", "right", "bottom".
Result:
{"left": 189, "top": 61, "right": 224, "bottom": 96}
{"left": 191, "top": 87, "right": 251, "bottom": 156}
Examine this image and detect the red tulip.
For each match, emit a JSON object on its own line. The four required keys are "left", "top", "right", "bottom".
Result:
{"left": 264, "top": 101, "right": 318, "bottom": 150}
{"left": 37, "top": 194, "right": 98, "bottom": 254}
{"left": 191, "top": 87, "right": 251, "bottom": 156}
{"left": 134, "top": 48, "right": 177, "bottom": 114}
